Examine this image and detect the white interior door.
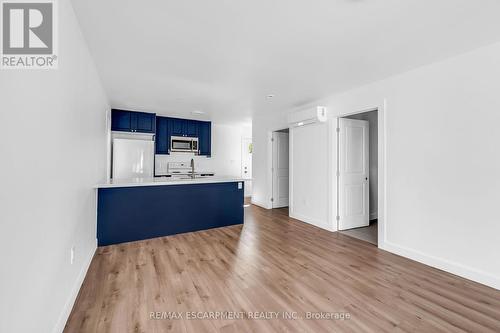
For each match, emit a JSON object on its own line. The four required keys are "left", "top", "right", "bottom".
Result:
{"left": 338, "top": 118, "right": 369, "bottom": 230}
{"left": 241, "top": 138, "right": 253, "bottom": 197}
{"left": 272, "top": 131, "right": 289, "bottom": 208}
{"left": 241, "top": 138, "right": 252, "bottom": 180}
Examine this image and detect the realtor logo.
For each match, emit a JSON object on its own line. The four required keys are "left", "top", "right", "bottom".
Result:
{"left": 1, "top": 0, "right": 58, "bottom": 69}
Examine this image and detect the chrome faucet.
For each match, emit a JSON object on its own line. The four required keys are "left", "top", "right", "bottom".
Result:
{"left": 190, "top": 158, "right": 195, "bottom": 178}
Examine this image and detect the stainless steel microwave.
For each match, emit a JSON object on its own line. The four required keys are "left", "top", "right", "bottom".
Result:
{"left": 170, "top": 136, "right": 199, "bottom": 153}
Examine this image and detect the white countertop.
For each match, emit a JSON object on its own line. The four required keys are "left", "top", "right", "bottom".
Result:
{"left": 95, "top": 176, "right": 247, "bottom": 189}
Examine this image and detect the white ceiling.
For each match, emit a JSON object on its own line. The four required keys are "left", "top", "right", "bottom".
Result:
{"left": 71, "top": 0, "right": 500, "bottom": 124}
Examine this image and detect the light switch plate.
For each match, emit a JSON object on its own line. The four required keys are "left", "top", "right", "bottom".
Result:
{"left": 238, "top": 182, "right": 242, "bottom": 189}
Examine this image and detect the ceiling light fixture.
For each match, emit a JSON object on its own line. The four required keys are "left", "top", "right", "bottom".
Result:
{"left": 191, "top": 110, "right": 205, "bottom": 115}
{"left": 266, "top": 94, "right": 275, "bottom": 99}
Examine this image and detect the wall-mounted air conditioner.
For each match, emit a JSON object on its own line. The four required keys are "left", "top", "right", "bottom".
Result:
{"left": 287, "top": 106, "right": 328, "bottom": 127}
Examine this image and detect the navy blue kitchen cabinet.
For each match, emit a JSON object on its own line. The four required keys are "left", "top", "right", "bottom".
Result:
{"left": 111, "top": 109, "right": 156, "bottom": 133}
{"left": 111, "top": 109, "right": 131, "bottom": 131}
{"left": 155, "top": 117, "right": 211, "bottom": 156}
{"left": 171, "top": 118, "right": 200, "bottom": 137}
{"left": 155, "top": 116, "right": 170, "bottom": 154}
{"left": 133, "top": 112, "right": 156, "bottom": 133}
{"left": 186, "top": 120, "right": 199, "bottom": 137}
{"left": 198, "top": 121, "right": 211, "bottom": 156}
{"left": 97, "top": 181, "right": 244, "bottom": 246}
{"left": 171, "top": 118, "right": 186, "bottom": 136}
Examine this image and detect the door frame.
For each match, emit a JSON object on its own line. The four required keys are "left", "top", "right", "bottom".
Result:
{"left": 262, "top": 127, "right": 291, "bottom": 210}
{"left": 334, "top": 101, "right": 386, "bottom": 249}
{"left": 271, "top": 130, "right": 290, "bottom": 208}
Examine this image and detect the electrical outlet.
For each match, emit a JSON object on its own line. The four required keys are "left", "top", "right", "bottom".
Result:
{"left": 70, "top": 246, "right": 75, "bottom": 265}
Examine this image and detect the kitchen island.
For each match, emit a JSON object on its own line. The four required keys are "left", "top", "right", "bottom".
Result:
{"left": 95, "top": 177, "right": 244, "bottom": 246}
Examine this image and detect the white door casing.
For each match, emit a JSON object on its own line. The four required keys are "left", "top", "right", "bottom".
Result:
{"left": 338, "top": 118, "right": 369, "bottom": 230}
{"left": 272, "top": 131, "right": 289, "bottom": 208}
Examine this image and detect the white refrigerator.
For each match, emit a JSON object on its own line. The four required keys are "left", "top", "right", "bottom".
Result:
{"left": 112, "top": 138, "right": 155, "bottom": 179}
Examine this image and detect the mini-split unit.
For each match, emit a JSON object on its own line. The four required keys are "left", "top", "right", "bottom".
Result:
{"left": 287, "top": 106, "right": 328, "bottom": 127}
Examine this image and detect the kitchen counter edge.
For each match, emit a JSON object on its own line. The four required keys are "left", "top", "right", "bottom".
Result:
{"left": 95, "top": 177, "right": 248, "bottom": 189}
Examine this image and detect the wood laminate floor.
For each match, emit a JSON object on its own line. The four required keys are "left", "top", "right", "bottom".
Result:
{"left": 64, "top": 206, "right": 500, "bottom": 333}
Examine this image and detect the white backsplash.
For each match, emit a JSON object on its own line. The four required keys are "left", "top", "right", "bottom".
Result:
{"left": 155, "top": 153, "right": 214, "bottom": 175}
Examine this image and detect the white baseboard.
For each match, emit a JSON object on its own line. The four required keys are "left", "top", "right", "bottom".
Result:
{"left": 380, "top": 241, "right": 500, "bottom": 291}
{"left": 251, "top": 198, "right": 271, "bottom": 209}
{"left": 289, "top": 212, "right": 334, "bottom": 232}
{"left": 52, "top": 239, "right": 97, "bottom": 333}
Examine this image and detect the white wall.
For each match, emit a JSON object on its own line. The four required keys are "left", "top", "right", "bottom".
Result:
{"left": 345, "top": 111, "right": 378, "bottom": 220}
{"left": 253, "top": 41, "right": 500, "bottom": 289}
{"left": 0, "top": 1, "right": 109, "bottom": 332}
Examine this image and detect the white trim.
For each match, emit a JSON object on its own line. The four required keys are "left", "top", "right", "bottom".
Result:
{"left": 266, "top": 131, "right": 273, "bottom": 209}
{"left": 380, "top": 241, "right": 500, "bottom": 290}
{"left": 381, "top": 98, "right": 388, "bottom": 250}
{"left": 52, "top": 239, "right": 97, "bottom": 333}
{"left": 327, "top": 117, "right": 336, "bottom": 231}
{"left": 106, "top": 108, "right": 112, "bottom": 182}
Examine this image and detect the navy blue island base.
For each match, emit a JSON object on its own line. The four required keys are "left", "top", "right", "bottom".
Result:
{"left": 97, "top": 181, "right": 244, "bottom": 246}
